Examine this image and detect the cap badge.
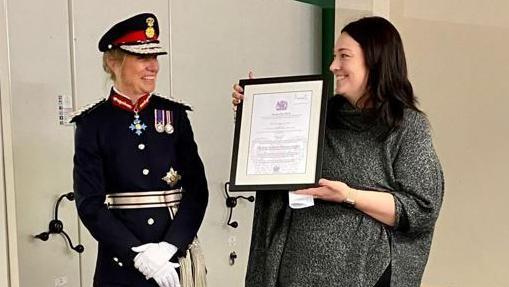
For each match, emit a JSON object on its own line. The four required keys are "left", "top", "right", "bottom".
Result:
{"left": 162, "top": 167, "right": 181, "bottom": 187}
{"left": 145, "top": 17, "right": 155, "bottom": 39}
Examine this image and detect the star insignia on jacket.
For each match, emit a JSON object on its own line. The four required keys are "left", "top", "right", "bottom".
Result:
{"left": 162, "top": 168, "right": 181, "bottom": 187}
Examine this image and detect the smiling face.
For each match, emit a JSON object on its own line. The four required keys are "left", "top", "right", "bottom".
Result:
{"left": 109, "top": 53, "right": 160, "bottom": 98}
{"left": 329, "top": 32, "right": 368, "bottom": 106}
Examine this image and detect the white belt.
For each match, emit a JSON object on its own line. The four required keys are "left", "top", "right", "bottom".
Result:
{"left": 105, "top": 189, "right": 182, "bottom": 209}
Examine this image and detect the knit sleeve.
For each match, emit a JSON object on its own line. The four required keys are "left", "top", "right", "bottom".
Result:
{"left": 391, "top": 111, "right": 444, "bottom": 235}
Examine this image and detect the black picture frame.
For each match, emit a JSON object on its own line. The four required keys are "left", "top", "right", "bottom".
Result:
{"left": 229, "top": 75, "right": 328, "bottom": 191}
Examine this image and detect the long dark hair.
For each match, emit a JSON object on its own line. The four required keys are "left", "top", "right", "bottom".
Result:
{"left": 341, "top": 16, "right": 420, "bottom": 137}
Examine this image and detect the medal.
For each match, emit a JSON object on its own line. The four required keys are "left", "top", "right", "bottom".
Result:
{"left": 156, "top": 123, "right": 164, "bottom": 133}
{"left": 129, "top": 113, "right": 147, "bottom": 136}
{"left": 154, "top": 109, "right": 174, "bottom": 134}
{"left": 164, "top": 110, "right": 174, "bottom": 134}
{"left": 154, "top": 109, "right": 165, "bottom": 133}
{"left": 164, "top": 124, "right": 174, "bottom": 134}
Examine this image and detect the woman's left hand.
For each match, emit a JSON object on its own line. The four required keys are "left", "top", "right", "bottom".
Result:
{"left": 296, "top": 178, "right": 397, "bottom": 227}
{"left": 294, "top": 178, "right": 352, "bottom": 203}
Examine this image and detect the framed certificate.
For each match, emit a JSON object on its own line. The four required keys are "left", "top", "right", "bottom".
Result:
{"left": 229, "top": 75, "right": 327, "bottom": 191}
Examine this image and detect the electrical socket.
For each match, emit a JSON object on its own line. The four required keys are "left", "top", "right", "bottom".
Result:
{"left": 228, "top": 235, "right": 237, "bottom": 246}
{"left": 54, "top": 276, "right": 68, "bottom": 287}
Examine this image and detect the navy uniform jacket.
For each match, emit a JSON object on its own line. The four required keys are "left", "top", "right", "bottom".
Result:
{"left": 72, "top": 90, "right": 208, "bottom": 286}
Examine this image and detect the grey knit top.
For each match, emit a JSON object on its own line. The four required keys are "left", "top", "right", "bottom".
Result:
{"left": 245, "top": 96, "right": 444, "bottom": 287}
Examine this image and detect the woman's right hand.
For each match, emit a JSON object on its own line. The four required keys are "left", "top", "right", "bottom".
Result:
{"left": 231, "top": 71, "right": 254, "bottom": 111}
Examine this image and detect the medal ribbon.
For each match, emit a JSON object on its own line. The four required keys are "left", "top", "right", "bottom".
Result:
{"left": 111, "top": 92, "right": 151, "bottom": 113}
{"left": 165, "top": 110, "right": 173, "bottom": 126}
{"left": 109, "top": 89, "right": 151, "bottom": 136}
{"left": 154, "top": 109, "right": 165, "bottom": 132}
{"left": 164, "top": 110, "right": 174, "bottom": 134}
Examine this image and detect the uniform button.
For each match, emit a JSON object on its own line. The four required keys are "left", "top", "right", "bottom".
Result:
{"left": 113, "top": 257, "right": 119, "bottom": 262}
{"left": 118, "top": 262, "right": 123, "bottom": 267}
{"left": 138, "top": 144, "right": 145, "bottom": 150}
{"left": 142, "top": 169, "right": 149, "bottom": 175}
{"left": 147, "top": 218, "right": 155, "bottom": 225}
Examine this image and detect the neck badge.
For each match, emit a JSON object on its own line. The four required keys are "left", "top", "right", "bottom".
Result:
{"left": 111, "top": 90, "right": 151, "bottom": 136}
{"left": 129, "top": 112, "right": 147, "bottom": 136}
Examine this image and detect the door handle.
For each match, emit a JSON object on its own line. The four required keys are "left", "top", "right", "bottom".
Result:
{"left": 34, "top": 192, "right": 84, "bottom": 253}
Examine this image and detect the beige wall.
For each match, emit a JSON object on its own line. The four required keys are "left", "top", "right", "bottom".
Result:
{"left": 336, "top": 0, "right": 509, "bottom": 286}
{"left": 392, "top": 1, "right": 509, "bottom": 286}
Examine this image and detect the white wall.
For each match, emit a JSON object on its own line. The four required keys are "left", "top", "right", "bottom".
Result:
{"left": 0, "top": 1, "right": 320, "bottom": 286}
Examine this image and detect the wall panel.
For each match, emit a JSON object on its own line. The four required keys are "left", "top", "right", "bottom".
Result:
{"left": 7, "top": 0, "right": 79, "bottom": 286}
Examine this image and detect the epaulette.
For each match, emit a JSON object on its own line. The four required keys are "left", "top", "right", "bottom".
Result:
{"left": 68, "top": 98, "right": 108, "bottom": 123}
{"left": 153, "top": 93, "right": 193, "bottom": 111}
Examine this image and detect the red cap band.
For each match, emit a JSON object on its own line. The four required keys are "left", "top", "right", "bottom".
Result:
{"left": 113, "top": 30, "right": 158, "bottom": 45}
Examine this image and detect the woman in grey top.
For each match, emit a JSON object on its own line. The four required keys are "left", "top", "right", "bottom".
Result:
{"left": 232, "top": 16, "right": 444, "bottom": 287}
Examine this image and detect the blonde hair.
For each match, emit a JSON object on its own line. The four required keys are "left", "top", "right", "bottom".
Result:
{"left": 102, "top": 49, "right": 127, "bottom": 82}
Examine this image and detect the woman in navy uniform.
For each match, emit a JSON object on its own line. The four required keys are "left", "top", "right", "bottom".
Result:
{"left": 71, "top": 13, "right": 208, "bottom": 287}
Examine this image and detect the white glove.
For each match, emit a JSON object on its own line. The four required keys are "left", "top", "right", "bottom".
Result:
{"left": 152, "top": 261, "right": 181, "bottom": 287}
{"left": 132, "top": 241, "right": 178, "bottom": 279}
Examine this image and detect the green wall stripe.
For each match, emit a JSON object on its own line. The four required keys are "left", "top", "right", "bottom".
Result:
{"left": 296, "top": 0, "right": 335, "bottom": 97}
{"left": 295, "top": 0, "right": 334, "bottom": 8}
{"left": 322, "top": 6, "right": 335, "bottom": 97}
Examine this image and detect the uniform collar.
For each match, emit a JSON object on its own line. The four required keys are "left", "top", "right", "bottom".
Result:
{"left": 109, "top": 87, "right": 152, "bottom": 113}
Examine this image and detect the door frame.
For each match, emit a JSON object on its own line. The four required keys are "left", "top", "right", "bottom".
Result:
{"left": 0, "top": 0, "right": 20, "bottom": 286}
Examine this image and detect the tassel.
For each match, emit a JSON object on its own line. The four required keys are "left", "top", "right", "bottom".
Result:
{"left": 171, "top": 201, "right": 206, "bottom": 286}
{"left": 179, "top": 238, "right": 207, "bottom": 287}
{"left": 190, "top": 238, "right": 207, "bottom": 287}
{"left": 178, "top": 249, "right": 194, "bottom": 287}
